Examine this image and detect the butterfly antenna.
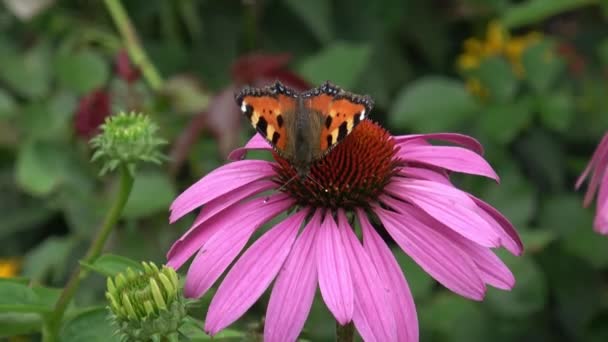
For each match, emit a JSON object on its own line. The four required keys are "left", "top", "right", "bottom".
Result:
{"left": 306, "top": 174, "right": 329, "bottom": 193}
{"left": 264, "top": 174, "right": 299, "bottom": 203}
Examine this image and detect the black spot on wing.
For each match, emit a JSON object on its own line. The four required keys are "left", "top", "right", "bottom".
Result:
{"left": 272, "top": 132, "right": 281, "bottom": 145}
{"left": 326, "top": 135, "right": 333, "bottom": 148}
{"left": 325, "top": 116, "right": 333, "bottom": 129}
{"left": 353, "top": 113, "right": 361, "bottom": 125}
{"left": 337, "top": 122, "right": 348, "bottom": 142}
{"left": 244, "top": 105, "right": 254, "bottom": 119}
{"left": 277, "top": 115, "right": 284, "bottom": 128}
{"left": 257, "top": 117, "right": 268, "bottom": 137}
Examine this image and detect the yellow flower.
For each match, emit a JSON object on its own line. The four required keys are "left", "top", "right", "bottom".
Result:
{"left": 483, "top": 21, "right": 506, "bottom": 56}
{"left": 0, "top": 258, "right": 21, "bottom": 278}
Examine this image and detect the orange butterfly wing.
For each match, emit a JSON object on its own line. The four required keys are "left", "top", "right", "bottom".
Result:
{"left": 235, "top": 82, "right": 296, "bottom": 152}
{"left": 302, "top": 82, "right": 374, "bottom": 152}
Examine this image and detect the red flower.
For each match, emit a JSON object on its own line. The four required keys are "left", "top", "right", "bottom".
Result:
{"left": 74, "top": 89, "right": 111, "bottom": 138}
{"left": 115, "top": 49, "right": 140, "bottom": 84}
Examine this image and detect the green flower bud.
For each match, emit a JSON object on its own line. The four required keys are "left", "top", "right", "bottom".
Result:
{"left": 106, "top": 262, "right": 186, "bottom": 342}
{"left": 90, "top": 112, "right": 166, "bottom": 176}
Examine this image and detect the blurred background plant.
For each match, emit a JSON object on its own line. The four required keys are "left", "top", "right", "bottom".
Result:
{"left": 0, "top": 0, "right": 607, "bottom": 341}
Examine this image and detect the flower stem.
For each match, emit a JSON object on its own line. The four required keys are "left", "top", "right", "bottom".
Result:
{"left": 44, "top": 166, "right": 134, "bottom": 341}
{"left": 336, "top": 321, "right": 354, "bottom": 342}
{"left": 103, "top": 0, "right": 163, "bottom": 91}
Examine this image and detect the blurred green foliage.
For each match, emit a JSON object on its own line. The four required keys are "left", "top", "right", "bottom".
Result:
{"left": 0, "top": 0, "right": 607, "bottom": 341}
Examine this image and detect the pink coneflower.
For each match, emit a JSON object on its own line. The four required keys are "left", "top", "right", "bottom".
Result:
{"left": 576, "top": 133, "right": 608, "bottom": 234}
{"left": 167, "top": 121, "right": 522, "bottom": 341}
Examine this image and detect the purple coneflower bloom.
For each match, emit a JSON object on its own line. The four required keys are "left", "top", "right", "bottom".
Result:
{"left": 576, "top": 133, "right": 608, "bottom": 234}
{"left": 167, "top": 120, "right": 522, "bottom": 341}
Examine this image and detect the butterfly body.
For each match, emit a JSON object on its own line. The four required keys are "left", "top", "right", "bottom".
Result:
{"left": 235, "top": 81, "right": 373, "bottom": 178}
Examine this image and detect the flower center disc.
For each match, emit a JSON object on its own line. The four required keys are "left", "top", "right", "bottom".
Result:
{"left": 273, "top": 121, "right": 399, "bottom": 209}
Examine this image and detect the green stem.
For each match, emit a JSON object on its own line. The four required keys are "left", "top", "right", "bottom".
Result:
{"left": 44, "top": 167, "right": 135, "bottom": 341}
{"left": 104, "top": 0, "right": 163, "bottom": 91}
{"left": 336, "top": 321, "right": 354, "bottom": 342}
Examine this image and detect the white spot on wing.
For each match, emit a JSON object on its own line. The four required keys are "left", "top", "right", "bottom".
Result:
{"left": 359, "top": 109, "right": 366, "bottom": 121}
{"left": 241, "top": 102, "right": 247, "bottom": 112}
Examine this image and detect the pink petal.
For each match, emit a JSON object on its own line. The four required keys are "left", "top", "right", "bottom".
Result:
{"left": 190, "top": 180, "right": 276, "bottom": 229}
{"left": 575, "top": 133, "right": 608, "bottom": 190}
{"left": 205, "top": 210, "right": 307, "bottom": 334}
{"left": 181, "top": 194, "right": 293, "bottom": 297}
{"left": 167, "top": 180, "right": 276, "bottom": 264}
{"left": 316, "top": 212, "right": 354, "bottom": 325}
{"left": 169, "top": 160, "right": 275, "bottom": 223}
{"left": 470, "top": 196, "right": 523, "bottom": 255}
{"left": 397, "top": 145, "right": 499, "bottom": 181}
{"left": 386, "top": 180, "right": 500, "bottom": 248}
{"left": 264, "top": 210, "right": 320, "bottom": 342}
{"left": 227, "top": 133, "right": 272, "bottom": 161}
{"left": 358, "top": 209, "right": 418, "bottom": 342}
{"left": 394, "top": 133, "right": 484, "bottom": 155}
{"left": 338, "top": 210, "right": 396, "bottom": 342}
{"left": 167, "top": 193, "right": 292, "bottom": 270}
{"left": 374, "top": 205, "right": 486, "bottom": 300}
{"left": 407, "top": 208, "right": 515, "bottom": 290}
{"left": 399, "top": 166, "right": 452, "bottom": 186}
{"left": 595, "top": 171, "right": 608, "bottom": 234}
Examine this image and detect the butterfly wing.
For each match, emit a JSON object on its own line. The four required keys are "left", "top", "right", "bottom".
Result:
{"left": 302, "top": 81, "right": 374, "bottom": 154}
{"left": 235, "top": 82, "right": 297, "bottom": 154}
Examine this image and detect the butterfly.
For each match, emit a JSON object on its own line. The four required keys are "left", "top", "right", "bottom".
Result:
{"left": 235, "top": 81, "right": 374, "bottom": 179}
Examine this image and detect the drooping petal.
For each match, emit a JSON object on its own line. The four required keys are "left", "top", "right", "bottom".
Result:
{"left": 227, "top": 133, "right": 272, "bottom": 161}
{"left": 386, "top": 180, "right": 500, "bottom": 248}
{"left": 575, "top": 133, "right": 608, "bottom": 190}
{"left": 316, "top": 212, "right": 353, "bottom": 325}
{"left": 205, "top": 210, "right": 307, "bottom": 334}
{"left": 595, "top": 172, "right": 608, "bottom": 234}
{"left": 167, "top": 193, "right": 293, "bottom": 270}
{"left": 180, "top": 194, "right": 293, "bottom": 297}
{"left": 397, "top": 145, "right": 499, "bottom": 181}
{"left": 169, "top": 160, "right": 275, "bottom": 222}
{"left": 470, "top": 196, "right": 523, "bottom": 255}
{"left": 399, "top": 166, "right": 452, "bottom": 185}
{"left": 265, "top": 210, "right": 320, "bottom": 342}
{"left": 338, "top": 210, "right": 396, "bottom": 342}
{"left": 374, "top": 204, "right": 486, "bottom": 300}
{"left": 190, "top": 180, "right": 276, "bottom": 229}
{"left": 407, "top": 208, "right": 515, "bottom": 290}
{"left": 358, "top": 209, "right": 418, "bottom": 342}
{"left": 394, "top": 133, "right": 484, "bottom": 155}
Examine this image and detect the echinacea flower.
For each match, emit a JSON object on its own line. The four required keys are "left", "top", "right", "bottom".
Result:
{"left": 576, "top": 133, "right": 608, "bottom": 234}
{"left": 167, "top": 120, "right": 522, "bottom": 341}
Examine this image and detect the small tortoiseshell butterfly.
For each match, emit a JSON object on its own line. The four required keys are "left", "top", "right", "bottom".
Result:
{"left": 235, "top": 81, "right": 374, "bottom": 178}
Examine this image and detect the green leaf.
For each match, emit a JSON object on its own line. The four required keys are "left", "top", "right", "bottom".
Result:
{"left": 20, "top": 92, "right": 77, "bottom": 141}
{"left": 296, "top": 42, "right": 371, "bottom": 89}
{"left": 0, "top": 312, "right": 43, "bottom": 337}
{"left": 80, "top": 254, "right": 143, "bottom": 277}
{"left": 0, "top": 279, "right": 61, "bottom": 313}
{"left": 0, "top": 89, "right": 17, "bottom": 118}
{"left": 55, "top": 50, "right": 110, "bottom": 94}
{"left": 123, "top": 170, "right": 177, "bottom": 219}
{"left": 0, "top": 42, "right": 51, "bottom": 99}
{"left": 284, "top": 0, "right": 332, "bottom": 43}
{"left": 471, "top": 57, "right": 518, "bottom": 102}
{"left": 522, "top": 40, "right": 565, "bottom": 93}
{"left": 390, "top": 76, "right": 478, "bottom": 132}
{"left": 22, "top": 236, "right": 76, "bottom": 283}
{"left": 477, "top": 96, "right": 533, "bottom": 144}
{"left": 536, "top": 90, "right": 574, "bottom": 132}
{"left": 420, "top": 293, "right": 487, "bottom": 341}
{"left": 60, "top": 307, "right": 119, "bottom": 342}
{"left": 502, "top": 0, "right": 597, "bottom": 29}
{"left": 15, "top": 141, "right": 65, "bottom": 196}
{"left": 180, "top": 317, "right": 245, "bottom": 340}
{"left": 485, "top": 253, "right": 547, "bottom": 316}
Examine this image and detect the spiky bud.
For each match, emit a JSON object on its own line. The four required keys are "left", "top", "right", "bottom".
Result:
{"left": 90, "top": 112, "right": 166, "bottom": 176}
{"left": 106, "top": 262, "right": 186, "bottom": 342}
